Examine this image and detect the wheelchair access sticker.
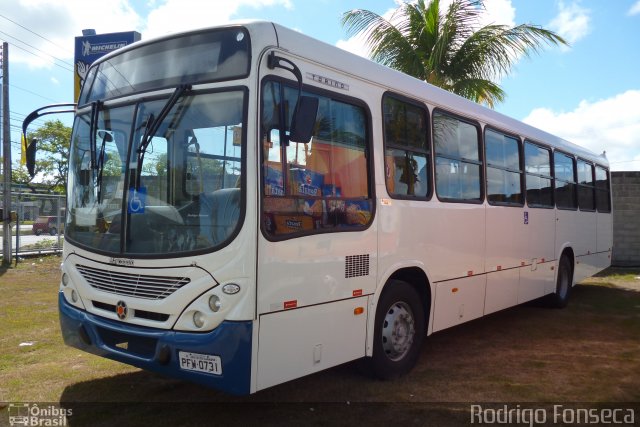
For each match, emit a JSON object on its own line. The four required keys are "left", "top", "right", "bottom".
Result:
{"left": 128, "top": 187, "right": 146, "bottom": 214}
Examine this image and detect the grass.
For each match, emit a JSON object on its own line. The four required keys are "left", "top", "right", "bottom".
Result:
{"left": 20, "top": 237, "right": 63, "bottom": 251}
{"left": 587, "top": 267, "right": 640, "bottom": 283}
{"left": 0, "top": 257, "right": 137, "bottom": 404}
{"left": 0, "top": 258, "right": 639, "bottom": 425}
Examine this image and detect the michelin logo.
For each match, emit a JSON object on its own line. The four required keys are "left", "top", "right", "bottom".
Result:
{"left": 82, "top": 40, "right": 127, "bottom": 56}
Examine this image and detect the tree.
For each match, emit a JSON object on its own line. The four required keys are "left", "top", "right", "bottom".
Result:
{"left": 26, "top": 119, "right": 72, "bottom": 194}
{"left": 11, "top": 162, "right": 33, "bottom": 189}
{"left": 342, "top": 0, "right": 567, "bottom": 108}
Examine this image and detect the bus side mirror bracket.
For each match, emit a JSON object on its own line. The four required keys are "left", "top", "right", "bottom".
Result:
{"left": 267, "top": 51, "right": 318, "bottom": 143}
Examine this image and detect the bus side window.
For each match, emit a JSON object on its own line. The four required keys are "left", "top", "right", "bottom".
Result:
{"left": 260, "top": 79, "right": 373, "bottom": 237}
{"left": 524, "top": 141, "right": 553, "bottom": 208}
{"left": 577, "top": 159, "right": 596, "bottom": 211}
{"left": 433, "top": 111, "right": 482, "bottom": 202}
{"left": 554, "top": 151, "right": 577, "bottom": 209}
{"left": 485, "top": 128, "right": 523, "bottom": 206}
{"left": 595, "top": 165, "right": 611, "bottom": 213}
{"left": 382, "top": 94, "right": 430, "bottom": 199}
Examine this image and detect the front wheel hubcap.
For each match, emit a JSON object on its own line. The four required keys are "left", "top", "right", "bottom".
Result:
{"left": 381, "top": 301, "right": 415, "bottom": 361}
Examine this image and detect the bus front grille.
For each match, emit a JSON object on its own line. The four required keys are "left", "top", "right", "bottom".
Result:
{"left": 77, "top": 264, "right": 190, "bottom": 300}
{"left": 92, "top": 300, "right": 170, "bottom": 322}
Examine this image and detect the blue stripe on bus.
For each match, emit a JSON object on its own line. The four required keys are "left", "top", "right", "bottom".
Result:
{"left": 58, "top": 292, "right": 252, "bottom": 395}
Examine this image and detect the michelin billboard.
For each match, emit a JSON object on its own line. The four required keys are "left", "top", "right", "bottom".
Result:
{"left": 74, "top": 31, "right": 141, "bottom": 102}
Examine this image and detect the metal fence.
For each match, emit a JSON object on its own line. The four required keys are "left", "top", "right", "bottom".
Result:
{"left": 0, "top": 191, "right": 65, "bottom": 260}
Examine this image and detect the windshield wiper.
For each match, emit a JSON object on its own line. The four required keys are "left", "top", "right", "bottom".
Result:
{"left": 89, "top": 101, "right": 102, "bottom": 170}
{"left": 135, "top": 84, "right": 191, "bottom": 189}
{"left": 96, "top": 130, "right": 113, "bottom": 202}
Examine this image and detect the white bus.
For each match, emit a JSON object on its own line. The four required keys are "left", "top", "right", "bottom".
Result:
{"left": 24, "top": 21, "right": 612, "bottom": 395}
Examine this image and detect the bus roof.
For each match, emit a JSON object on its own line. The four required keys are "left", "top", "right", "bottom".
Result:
{"left": 268, "top": 22, "right": 608, "bottom": 168}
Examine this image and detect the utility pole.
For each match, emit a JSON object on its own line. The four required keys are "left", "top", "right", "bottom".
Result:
{"left": 2, "top": 42, "right": 11, "bottom": 265}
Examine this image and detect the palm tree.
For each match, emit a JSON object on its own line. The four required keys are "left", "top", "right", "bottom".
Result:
{"left": 342, "top": 0, "right": 567, "bottom": 108}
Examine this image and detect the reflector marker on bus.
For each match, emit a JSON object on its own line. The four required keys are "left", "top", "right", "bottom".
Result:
{"left": 352, "top": 289, "right": 363, "bottom": 297}
{"left": 467, "top": 271, "right": 473, "bottom": 276}
{"left": 284, "top": 300, "right": 297, "bottom": 309}
{"left": 354, "top": 307, "right": 364, "bottom": 315}
{"left": 497, "top": 265, "right": 502, "bottom": 271}
{"left": 452, "top": 288, "right": 459, "bottom": 293}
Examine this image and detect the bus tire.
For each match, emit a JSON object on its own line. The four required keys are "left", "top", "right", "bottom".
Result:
{"left": 370, "top": 280, "right": 425, "bottom": 380}
{"left": 547, "top": 255, "right": 573, "bottom": 308}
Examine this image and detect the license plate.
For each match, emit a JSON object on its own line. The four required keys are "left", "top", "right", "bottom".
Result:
{"left": 178, "top": 351, "right": 222, "bottom": 375}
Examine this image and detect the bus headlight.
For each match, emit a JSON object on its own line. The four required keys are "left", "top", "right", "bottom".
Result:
{"left": 62, "top": 273, "right": 69, "bottom": 287}
{"left": 208, "top": 295, "right": 221, "bottom": 312}
{"left": 71, "top": 289, "right": 79, "bottom": 303}
{"left": 193, "top": 311, "right": 205, "bottom": 328}
{"left": 174, "top": 278, "right": 248, "bottom": 332}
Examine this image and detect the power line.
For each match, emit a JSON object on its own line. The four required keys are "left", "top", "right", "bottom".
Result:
{"left": 9, "top": 83, "right": 62, "bottom": 103}
{"left": 0, "top": 33, "right": 73, "bottom": 71}
{"left": 0, "top": 13, "right": 73, "bottom": 55}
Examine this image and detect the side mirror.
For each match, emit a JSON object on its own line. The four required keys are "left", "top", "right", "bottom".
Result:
{"left": 21, "top": 103, "right": 76, "bottom": 178}
{"left": 289, "top": 96, "right": 318, "bottom": 143}
{"left": 26, "top": 139, "right": 37, "bottom": 177}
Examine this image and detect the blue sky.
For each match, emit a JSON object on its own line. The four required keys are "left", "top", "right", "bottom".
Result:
{"left": 1, "top": 0, "right": 639, "bottom": 171}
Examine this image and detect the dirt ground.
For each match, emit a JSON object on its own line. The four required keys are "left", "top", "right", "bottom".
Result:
{"left": 1, "top": 259, "right": 639, "bottom": 426}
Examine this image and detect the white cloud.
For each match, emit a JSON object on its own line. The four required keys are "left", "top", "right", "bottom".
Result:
{"left": 523, "top": 90, "right": 640, "bottom": 171}
{"left": 548, "top": 1, "right": 591, "bottom": 49}
{"left": 480, "top": 0, "right": 516, "bottom": 27}
{"left": 6, "top": 0, "right": 142, "bottom": 68}
{"left": 335, "top": 34, "right": 370, "bottom": 58}
{"left": 50, "top": 76, "right": 60, "bottom": 85}
{"left": 142, "top": 0, "right": 292, "bottom": 39}
{"left": 628, "top": 1, "right": 640, "bottom": 16}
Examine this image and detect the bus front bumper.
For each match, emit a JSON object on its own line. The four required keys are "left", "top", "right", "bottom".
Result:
{"left": 58, "top": 292, "right": 252, "bottom": 395}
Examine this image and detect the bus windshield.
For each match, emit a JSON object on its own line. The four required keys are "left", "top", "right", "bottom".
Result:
{"left": 66, "top": 89, "right": 246, "bottom": 256}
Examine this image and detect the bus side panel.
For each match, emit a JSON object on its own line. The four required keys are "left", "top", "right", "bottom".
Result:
{"left": 596, "top": 211, "right": 613, "bottom": 253}
{"left": 484, "top": 205, "right": 527, "bottom": 314}
{"left": 574, "top": 211, "right": 597, "bottom": 258}
{"left": 484, "top": 268, "right": 519, "bottom": 315}
{"left": 485, "top": 205, "right": 527, "bottom": 272}
{"left": 256, "top": 296, "right": 368, "bottom": 391}
{"left": 575, "top": 212, "right": 611, "bottom": 283}
{"left": 422, "top": 204, "right": 486, "bottom": 283}
{"left": 519, "top": 261, "right": 555, "bottom": 302}
{"left": 256, "top": 230, "right": 377, "bottom": 314}
{"left": 555, "top": 209, "right": 579, "bottom": 259}
{"left": 432, "top": 275, "right": 486, "bottom": 332}
{"left": 520, "top": 208, "right": 556, "bottom": 300}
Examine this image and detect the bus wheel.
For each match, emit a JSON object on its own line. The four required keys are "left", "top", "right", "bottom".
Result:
{"left": 547, "top": 255, "right": 573, "bottom": 308}
{"left": 370, "top": 280, "right": 425, "bottom": 380}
